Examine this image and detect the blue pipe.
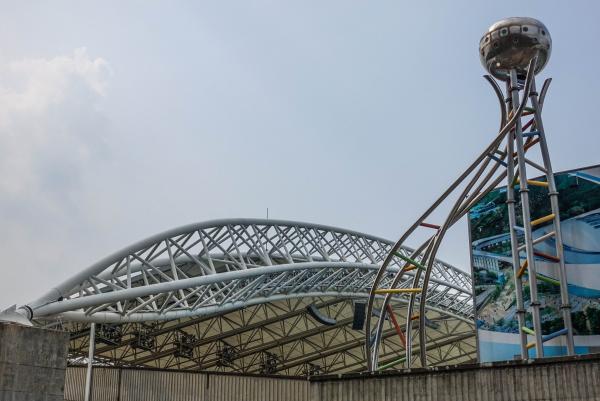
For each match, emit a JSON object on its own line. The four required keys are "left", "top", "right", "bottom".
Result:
{"left": 486, "top": 153, "right": 508, "bottom": 167}
{"left": 522, "top": 130, "right": 540, "bottom": 138}
{"left": 542, "top": 328, "right": 568, "bottom": 343}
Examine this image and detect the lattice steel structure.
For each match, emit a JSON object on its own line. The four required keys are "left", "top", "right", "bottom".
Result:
{"left": 22, "top": 219, "right": 472, "bottom": 324}
{"left": 366, "top": 17, "right": 573, "bottom": 372}
{"left": 64, "top": 297, "right": 475, "bottom": 374}
{"left": 14, "top": 218, "right": 475, "bottom": 374}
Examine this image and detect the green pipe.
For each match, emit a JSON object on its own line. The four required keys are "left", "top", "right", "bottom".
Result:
{"left": 377, "top": 356, "right": 407, "bottom": 371}
{"left": 523, "top": 271, "right": 560, "bottom": 286}
{"left": 535, "top": 273, "right": 560, "bottom": 286}
{"left": 393, "top": 252, "right": 426, "bottom": 271}
{"left": 521, "top": 326, "right": 535, "bottom": 336}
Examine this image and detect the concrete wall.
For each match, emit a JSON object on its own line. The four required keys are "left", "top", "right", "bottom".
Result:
{"left": 0, "top": 322, "right": 69, "bottom": 401}
{"left": 64, "top": 354, "right": 600, "bottom": 401}
{"left": 313, "top": 355, "right": 600, "bottom": 401}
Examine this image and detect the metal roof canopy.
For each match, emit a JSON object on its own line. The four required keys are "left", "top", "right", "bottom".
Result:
{"left": 23, "top": 218, "right": 475, "bottom": 374}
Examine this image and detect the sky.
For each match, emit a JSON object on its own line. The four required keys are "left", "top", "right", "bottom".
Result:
{"left": 0, "top": 1, "right": 599, "bottom": 308}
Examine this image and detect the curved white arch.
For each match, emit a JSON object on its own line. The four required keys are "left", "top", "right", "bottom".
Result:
{"left": 23, "top": 218, "right": 473, "bottom": 323}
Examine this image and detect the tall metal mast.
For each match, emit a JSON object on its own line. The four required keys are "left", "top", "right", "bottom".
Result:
{"left": 365, "top": 17, "right": 574, "bottom": 371}
{"left": 488, "top": 18, "right": 575, "bottom": 359}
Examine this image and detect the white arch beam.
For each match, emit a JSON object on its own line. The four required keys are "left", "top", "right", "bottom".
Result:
{"left": 22, "top": 219, "right": 472, "bottom": 324}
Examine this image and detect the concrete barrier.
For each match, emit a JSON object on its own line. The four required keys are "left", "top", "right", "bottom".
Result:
{"left": 312, "top": 354, "right": 600, "bottom": 401}
{"left": 0, "top": 322, "right": 69, "bottom": 401}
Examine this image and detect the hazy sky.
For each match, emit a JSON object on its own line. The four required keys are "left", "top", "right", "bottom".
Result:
{"left": 1, "top": 1, "right": 599, "bottom": 308}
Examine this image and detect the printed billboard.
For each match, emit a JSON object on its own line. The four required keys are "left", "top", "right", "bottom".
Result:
{"left": 469, "top": 165, "right": 600, "bottom": 362}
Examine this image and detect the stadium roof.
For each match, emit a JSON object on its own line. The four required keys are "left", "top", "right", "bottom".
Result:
{"left": 21, "top": 218, "right": 476, "bottom": 374}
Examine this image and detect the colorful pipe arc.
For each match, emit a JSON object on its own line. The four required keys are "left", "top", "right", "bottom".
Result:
{"left": 365, "top": 56, "right": 574, "bottom": 371}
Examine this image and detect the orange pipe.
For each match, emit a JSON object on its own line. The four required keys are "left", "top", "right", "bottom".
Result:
{"left": 517, "top": 260, "right": 528, "bottom": 278}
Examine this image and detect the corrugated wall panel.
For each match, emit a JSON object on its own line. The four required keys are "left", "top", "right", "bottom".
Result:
{"left": 92, "top": 368, "right": 119, "bottom": 401}
{"left": 203, "top": 374, "right": 309, "bottom": 401}
{"left": 64, "top": 367, "right": 86, "bottom": 401}
{"left": 119, "top": 369, "right": 205, "bottom": 401}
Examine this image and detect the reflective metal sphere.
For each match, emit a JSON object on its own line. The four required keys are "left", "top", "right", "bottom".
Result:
{"left": 479, "top": 17, "right": 551, "bottom": 81}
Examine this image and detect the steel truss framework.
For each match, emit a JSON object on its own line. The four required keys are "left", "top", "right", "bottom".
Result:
{"left": 66, "top": 297, "right": 476, "bottom": 375}
{"left": 23, "top": 218, "right": 474, "bottom": 373}
{"left": 25, "top": 219, "right": 472, "bottom": 324}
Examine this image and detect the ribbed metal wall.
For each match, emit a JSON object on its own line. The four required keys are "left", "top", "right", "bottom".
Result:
{"left": 120, "top": 369, "right": 206, "bottom": 401}
{"left": 64, "top": 367, "right": 119, "bottom": 401}
{"left": 64, "top": 367, "right": 85, "bottom": 401}
{"left": 92, "top": 368, "right": 120, "bottom": 401}
{"left": 64, "top": 356, "right": 600, "bottom": 401}
{"left": 204, "top": 374, "right": 311, "bottom": 401}
{"left": 64, "top": 367, "right": 310, "bottom": 401}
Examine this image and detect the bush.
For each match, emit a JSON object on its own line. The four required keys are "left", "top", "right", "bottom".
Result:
{"left": 541, "top": 318, "right": 563, "bottom": 335}
{"left": 523, "top": 285, "right": 531, "bottom": 302}
{"left": 572, "top": 311, "right": 589, "bottom": 335}
{"left": 490, "top": 285, "right": 502, "bottom": 302}
{"left": 586, "top": 307, "right": 600, "bottom": 334}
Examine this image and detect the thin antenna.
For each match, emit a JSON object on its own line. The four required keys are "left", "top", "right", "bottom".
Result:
{"left": 266, "top": 208, "right": 269, "bottom": 219}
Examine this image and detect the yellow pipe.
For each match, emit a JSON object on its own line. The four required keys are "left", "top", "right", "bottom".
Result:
{"left": 374, "top": 288, "right": 422, "bottom": 295}
{"left": 531, "top": 213, "right": 555, "bottom": 227}
{"left": 527, "top": 180, "right": 549, "bottom": 187}
{"left": 410, "top": 314, "right": 420, "bottom": 321}
{"left": 515, "top": 177, "right": 549, "bottom": 188}
{"left": 526, "top": 342, "right": 536, "bottom": 349}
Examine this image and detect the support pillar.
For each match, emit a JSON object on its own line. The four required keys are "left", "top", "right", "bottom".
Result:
{"left": 84, "top": 322, "right": 96, "bottom": 401}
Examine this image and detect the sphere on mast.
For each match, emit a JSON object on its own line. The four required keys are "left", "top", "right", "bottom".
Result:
{"left": 479, "top": 17, "right": 551, "bottom": 81}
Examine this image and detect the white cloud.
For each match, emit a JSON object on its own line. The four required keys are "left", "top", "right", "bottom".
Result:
{"left": 0, "top": 48, "right": 112, "bottom": 198}
{"left": 0, "top": 48, "right": 113, "bottom": 306}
